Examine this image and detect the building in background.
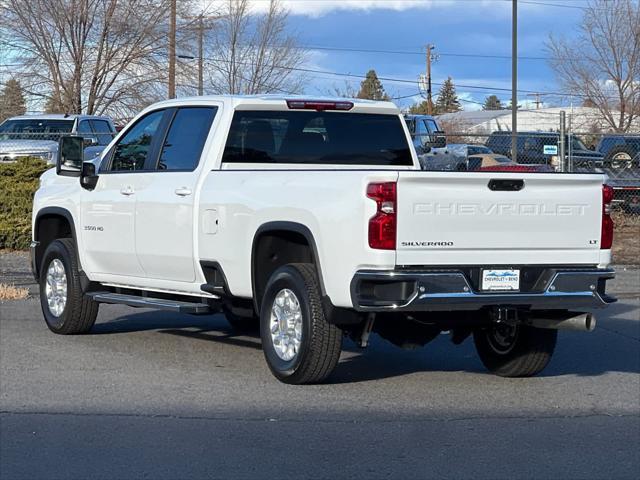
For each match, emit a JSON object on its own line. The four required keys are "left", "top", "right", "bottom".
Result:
{"left": 437, "top": 107, "right": 640, "bottom": 134}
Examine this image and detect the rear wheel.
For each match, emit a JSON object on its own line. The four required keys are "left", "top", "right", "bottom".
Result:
{"left": 473, "top": 323, "right": 557, "bottom": 377}
{"left": 606, "top": 146, "right": 637, "bottom": 172}
{"left": 260, "top": 263, "right": 342, "bottom": 384}
{"left": 39, "top": 238, "right": 99, "bottom": 335}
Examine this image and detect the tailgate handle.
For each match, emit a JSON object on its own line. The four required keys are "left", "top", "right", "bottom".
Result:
{"left": 488, "top": 179, "right": 524, "bottom": 191}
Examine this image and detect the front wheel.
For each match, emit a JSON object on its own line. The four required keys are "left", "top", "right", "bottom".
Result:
{"left": 473, "top": 323, "right": 557, "bottom": 377}
{"left": 39, "top": 238, "right": 99, "bottom": 334}
{"left": 260, "top": 263, "right": 342, "bottom": 384}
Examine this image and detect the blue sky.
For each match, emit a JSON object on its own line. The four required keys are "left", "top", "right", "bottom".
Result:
{"left": 279, "top": 0, "right": 588, "bottom": 110}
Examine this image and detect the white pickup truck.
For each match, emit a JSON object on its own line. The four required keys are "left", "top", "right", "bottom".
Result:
{"left": 31, "top": 96, "right": 616, "bottom": 384}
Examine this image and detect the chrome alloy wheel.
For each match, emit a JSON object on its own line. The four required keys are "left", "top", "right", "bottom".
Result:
{"left": 269, "top": 288, "right": 303, "bottom": 361}
{"left": 45, "top": 259, "right": 67, "bottom": 317}
{"left": 611, "top": 152, "right": 633, "bottom": 170}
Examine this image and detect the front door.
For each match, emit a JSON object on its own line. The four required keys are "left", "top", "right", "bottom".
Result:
{"left": 80, "top": 109, "right": 167, "bottom": 278}
{"left": 134, "top": 106, "right": 218, "bottom": 282}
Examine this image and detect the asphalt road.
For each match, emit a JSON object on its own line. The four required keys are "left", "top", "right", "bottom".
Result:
{"left": 1, "top": 293, "right": 639, "bottom": 480}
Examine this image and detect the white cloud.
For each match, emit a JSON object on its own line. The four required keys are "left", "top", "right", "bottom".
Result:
{"left": 201, "top": 0, "right": 534, "bottom": 19}
{"left": 243, "top": 0, "right": 450, "bottom": 17}
{"left": 458, "top": 91, "right": 483, "bottom": 111}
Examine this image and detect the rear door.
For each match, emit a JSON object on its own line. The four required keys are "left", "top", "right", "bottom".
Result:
{"left": 395, "top": 172, "right": 604, "bottom": 266}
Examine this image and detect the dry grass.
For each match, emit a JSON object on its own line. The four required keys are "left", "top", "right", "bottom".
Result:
{"left": 612, "top": 212, "right": 640, "bottom": 265}
{"left": 0, "top": 283, "right": 29, "bottom": 301}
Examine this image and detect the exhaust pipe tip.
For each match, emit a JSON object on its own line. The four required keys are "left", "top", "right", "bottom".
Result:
{"left": 584, "top": 313, "right": 596, "bottom": 332}
{"left": 528, "top": 312, "right": 596, "bottom": 332}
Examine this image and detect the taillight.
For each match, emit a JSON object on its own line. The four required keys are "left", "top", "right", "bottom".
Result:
{"left": 367, "top": 182, "right": 396, "bottom": 250}
{"left": 601, "top": 184, "right": 614, "bottom": 249}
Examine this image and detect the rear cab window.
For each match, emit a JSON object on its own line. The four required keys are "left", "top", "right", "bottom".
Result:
{"left": 157, "top": 107, "right": 217, "bottom": 171}
{"left": 221, "top": 111, "right": 413, "bottom": 166}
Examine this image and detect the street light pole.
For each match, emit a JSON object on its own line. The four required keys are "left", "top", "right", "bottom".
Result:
{"left": 511, "top": 0, "right": 518, "bottom": 163}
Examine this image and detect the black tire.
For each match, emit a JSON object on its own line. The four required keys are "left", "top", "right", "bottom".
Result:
{"left": 222, "top": 303, "right": 259, "bottom": 333}
{"left": 473, "top": 323, "right": 557, "bottom": 377}
{"left": 260, "top": 263, "right": 342, "bottom": 384}
{"left": 39, "top": 238, "right": 98, "bottom": 335}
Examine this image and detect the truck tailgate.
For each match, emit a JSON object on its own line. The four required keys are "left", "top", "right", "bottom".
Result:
{"left": 396, "top": 172, "right": 604, "bottom": 266}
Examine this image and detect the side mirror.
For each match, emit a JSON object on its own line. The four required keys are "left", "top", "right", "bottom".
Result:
{"left": 80, "top": 162, "right": 99, "bottom": 190}
{"left": 57, "top": 136, "right": 84, "bottom": 177}
{"left": 432, "top": 131, "right": 447, "bottom": 149}
{"left": 83, "top": 136, "right": 99, "bottom": 147}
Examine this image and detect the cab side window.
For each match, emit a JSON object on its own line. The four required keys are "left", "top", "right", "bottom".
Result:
{"left": 90, "top": 119, "right": 113, "bottom": 146}
{"left": 416, "top": 120, "right": 432, "bottom": 146}
{"left": 425, "top": 119, "right": 439, "bottom": 134}
{"left": 77, "top": 120, "right": 93, "bottom": 135}
{"left": 157, "top": 107, "right": 217, "bottom": 171}
{"left": 109, "top": 110, "right": 165, "bottom": 172}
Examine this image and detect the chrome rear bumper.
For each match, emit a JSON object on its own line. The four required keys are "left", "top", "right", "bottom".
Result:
{"left": 351, "top": 268, "right": 616, "bottom": 312}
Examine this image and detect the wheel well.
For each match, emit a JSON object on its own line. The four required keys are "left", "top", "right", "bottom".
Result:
{"left": 34, "top": 214, "right": 72, "bottom": 277}
{"left": 252, "top": 229, "right": 317, "bottom": 313}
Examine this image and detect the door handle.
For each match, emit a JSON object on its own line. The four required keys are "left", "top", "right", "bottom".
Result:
{"left": 488, "top": 179, "right": 525, "bottom": 191}
{"left": 120, "top": 186, "right": 135, "bottom": 196}
{"left": 175, "top": 187, "right": 192, "bottom": 197}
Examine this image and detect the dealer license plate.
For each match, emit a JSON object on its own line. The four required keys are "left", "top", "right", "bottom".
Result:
{"left": 481, "top": 269, "right": 520, "bottom": 291}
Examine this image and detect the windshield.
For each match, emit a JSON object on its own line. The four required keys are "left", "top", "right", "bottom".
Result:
{"left": 0, "top": 119, "right": 74, "bottom": 141}
{"left": 222, "top": 111, "right": 413, "bottom": 166}
{"left": 569, "top": 136, "right": 588, "bottom": 151}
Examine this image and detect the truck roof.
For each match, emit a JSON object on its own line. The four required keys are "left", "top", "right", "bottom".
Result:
{"left": 147, "top": 94, "right": 401, "bottom": 115}
{"left": 6, "top": 114, "right": 112, "bottom": 122}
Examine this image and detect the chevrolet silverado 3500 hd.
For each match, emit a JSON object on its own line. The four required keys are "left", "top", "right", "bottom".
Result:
{"left": 31, "top": 96, "right": 616, "bottom": 384}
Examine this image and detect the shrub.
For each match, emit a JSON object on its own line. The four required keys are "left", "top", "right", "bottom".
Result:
{"left": 0, "top": 158, "right": 51, "bottom": 250}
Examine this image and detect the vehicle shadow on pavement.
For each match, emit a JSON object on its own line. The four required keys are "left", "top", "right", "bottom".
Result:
{"left": 91, "top": 311, "right": 263, "bottom": 350}
{"left": 87, "top": 306, "right": 639, "bottom": 382}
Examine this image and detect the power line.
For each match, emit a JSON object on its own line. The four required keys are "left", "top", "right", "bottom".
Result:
{"left": 518, "top": 0, "right": 588, "bottom": 10}
{"left": 197, "top": 54, "right": 611, "bottom": 100}
{"left": 298, "top": 45, "right": 551, "bottom": 61}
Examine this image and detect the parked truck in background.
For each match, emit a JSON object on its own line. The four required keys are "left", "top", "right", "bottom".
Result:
{"left": 403, "top": 114, "right": 462, "bottom": 170}
{"left": 595, "top": 135, "right": 640, "bottom": 214}
{"left": 0, "top": 114, "right": 115, "bottom": 164}
{"left": 31, "top": 96, "right": 616, "bottom": 384}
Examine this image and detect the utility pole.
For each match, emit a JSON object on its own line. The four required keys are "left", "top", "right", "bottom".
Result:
{"left": 168, "top": 0, "right": 177, "bottom": 99}
{"left": 425, "top": 44, "right": 435, "bottom": 115}
{"left": 197, "top": 14, "right": 204, "bottom": 96}
{"left": 527, "top": 92, "right": 543, "bottom": 109}
{"left": 511, "top": 0, "right": 518, "bottom": 163}
{"left": 559, "top": 110, "right": 567, "bottom": 172}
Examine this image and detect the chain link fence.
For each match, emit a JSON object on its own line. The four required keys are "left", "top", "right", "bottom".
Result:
{"left": 410, "top": 122, "right": 640, "bottom": 218}
{"left": 0, "top": 129, "right": 115, "bottom": 165}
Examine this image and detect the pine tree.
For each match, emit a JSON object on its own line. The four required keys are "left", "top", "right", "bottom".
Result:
{"left": 482, "top": 95, "right": 503, "bottom": 110}
{"left": 0, "top": 79, "right": 27, "bottom": 122}
{"left": 44, "top": 94, "right": 64, "bottom": 114}
{"left": 408, "top": 100, "right": 430, "bottom": 114}
{"left": 506, "top": 98, "right": 520, "bottom": 110}
{"left": 434, "top": 77, "right": 461, "bottom": 114}
{"left": 357, "top": 70, "right": 390, "bottom": 101}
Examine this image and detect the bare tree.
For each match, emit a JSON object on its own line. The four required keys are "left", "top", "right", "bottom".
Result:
{"left": 546, "top": 0, "right": 640, "bottom": 132}
{"left": 325, "top": 80, "right": 359, "bottom": 98}
{"left": 0, "top": 0, "right": 171, "bottom": 117}
{"left": 207, "top": 0, "right": 306, "bottom": 95}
